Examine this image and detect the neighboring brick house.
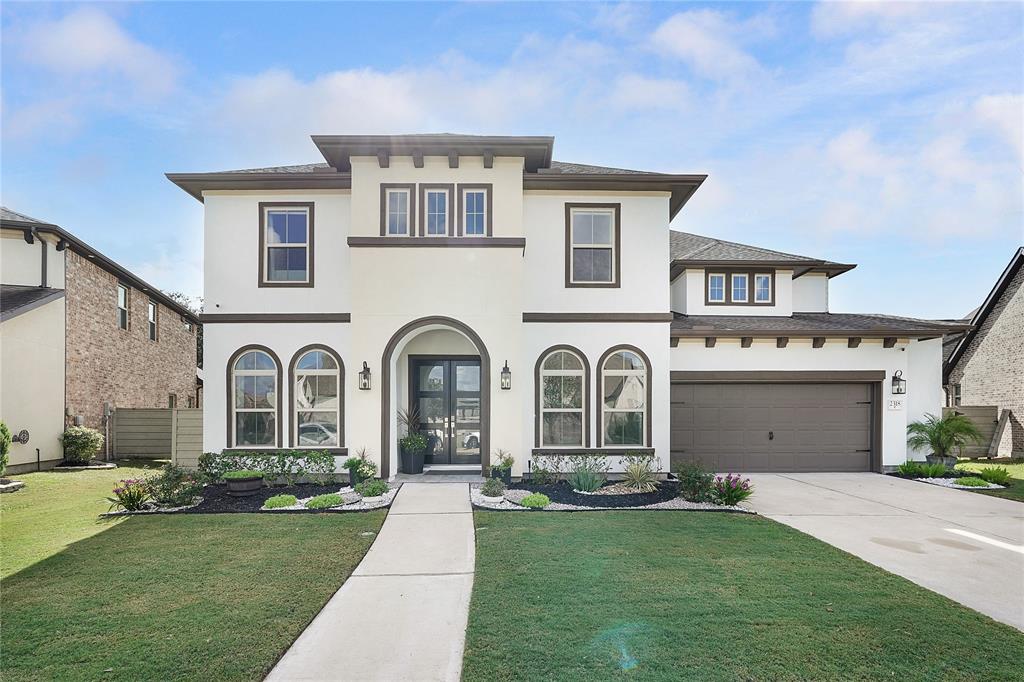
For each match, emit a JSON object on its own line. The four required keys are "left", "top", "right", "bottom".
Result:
{"left": 1, "top": 207, "right": 201, "bottom": 473}
{"left": 944, "top": 247, "right": 1024, "bottom": 457}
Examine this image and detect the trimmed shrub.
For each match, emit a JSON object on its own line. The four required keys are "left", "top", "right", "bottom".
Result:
{"left": 356, "top": 479, "right": 389, "bottom": 498}
{"left": 61, "top": 426, "right": 104, "bottom": 465}
{"left": 529, "top": 454, "right": 563, "bottom": 485}
{"left": 566, "top": 454, "right": 609, "bottom": 493}
{"left": 622, "top": 452, "right": 659, "bottom": 493}
{"left": 480, "top": 477, "right": 505, "bottom": 497}
{"left": 223, "top": 469, "right": 263, "bottom": 480}
{"left": 264, "top": 494, "right": 298, "bottom": 509}
{"left": 676, "top": 462, "right": 714, "bottom": 502}
{"left": 0, "top": 422, "right": 11, "bottom": 478}
{"left": 198, "top": 450, "right": 335, "bottom": 484}
{"left": 712, "top": 474, "right": 754, "bottom": 506}
{"left": 520, "top": 493, "right": 550, "bottom": 509}
{"left": 955, "top": 476, "right": 989, "bottom": 488}
{"left": 978, "top": 467, "right": 1010, "bottom": 485}
{"left": 147, "top": 464, "right": 203, "bottom": 507}
{"left": 305, "top": 493, "right": 343, "bottom": 509}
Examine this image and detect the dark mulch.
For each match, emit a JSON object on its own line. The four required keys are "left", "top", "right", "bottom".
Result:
{"left": 509, "top": 480, "right": 679, "bottom": 508}
{"left": 887, "top": 470, "right": 969, "bottom": 480}
{"left": 181, "top": 483, "right": 348, "bottom": 514}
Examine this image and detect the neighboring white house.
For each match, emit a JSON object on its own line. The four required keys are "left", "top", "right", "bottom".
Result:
{"left": 168, "top": 134, "right": 967, "bottom": 478}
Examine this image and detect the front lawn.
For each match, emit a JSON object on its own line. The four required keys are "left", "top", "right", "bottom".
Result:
{"left": 464, "top": 512, "right": 1023, "bottom": 681}
{"left": 1, "top": 460, "right": 385, "bottom": 681}
{"left": 957, "top": 458, "right": 1024, "bottom": 502}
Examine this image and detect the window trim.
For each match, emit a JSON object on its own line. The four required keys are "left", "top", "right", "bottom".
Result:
{"left": 457, "top": 184, "right": 493, "bottom": 236}
{"left": 288, "top": 344, "right": 345, "bottom": 449}
{"left": 534, "top": 344, "right": 591, "bottom": 448}
{"left": 705, "top": 269, "right": 776, "bottom": 306}
{"left": 147, "top": 299, "right": 158, "bottom": 341}
{"left": 226, "top": 345, "right": 283, "bottom": 449}
{"left": 730, "top": 273, "right": 749, "bottom": 303}
{"left": 707, "top": 273, "right": 726, "bottom": 303}
{"left": 379, "top": 184, "right": 416, "bottom": 237}
{"left": 417, "top": 184, "right": 455, "bottom": 237}
{"left": 565, "top": 203, "right": 621, "bottom": 288}
{"left": 117, "top": 283, "right": 130, "bottom": 330}
{"left": 258, "top": 202, "right": 315, "bottom": 288}
{"left": 596, "top": 345, "right": 652, "bottom": 448}
{"left": 953, "top": 383, "right": 962, "bottom": 407}
{"left": 754, "top": 272, "right": 773, "bottom": 304}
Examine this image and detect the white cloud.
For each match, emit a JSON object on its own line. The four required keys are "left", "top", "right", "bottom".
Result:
{"left": 811, "top": 1, "right": 927, "bottom": 38}
{"left": 650, "top": 10, "right": 764, "bottom": 83}
{"left": 610, "top": 74, "right": 689, "bottom": 112}
{"left": 974, "top": 94, "right": 1023, "bottom": 165}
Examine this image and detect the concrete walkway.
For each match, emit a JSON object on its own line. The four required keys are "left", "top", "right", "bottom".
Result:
{"left": 267, "top": 483, "right": 474, "bottom": 681}
{"left": 745, "top": 473, "right": 1024, "bottom": 631}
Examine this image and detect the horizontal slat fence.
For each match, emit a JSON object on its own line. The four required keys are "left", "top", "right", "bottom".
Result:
{"left": 112, "top": 408, "right": 173, "bottom": 458}
{"left": 171, "top": 409, "right": 203, "bottom": 469}
{"left": 942, "top": 406, "right": 999, "bottom": 458}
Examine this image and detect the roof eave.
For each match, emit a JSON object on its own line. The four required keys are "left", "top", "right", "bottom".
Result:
{"left": 311, "top": 134, "right": 556, "bottom": 172}
{"left": 524, "top": 173, "right": 707, "bottom": 219}
{"left": 165, "top": 172, "right": 351, "bottom": 202}
{"left": 671, "top": 324, "right": 972, "bottom": 340}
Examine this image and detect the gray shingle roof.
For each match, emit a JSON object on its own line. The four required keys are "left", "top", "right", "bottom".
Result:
{"left": 0, "top": 207, "right": 49, "bottom": 225}
{"left": 670, "top": 231, "right": 817, "bottom": 262}
{"left": 1, "top": 285, "right": 65, "bottom": 322}
{"left": 213, "top": 162, "right": 333, "bottom": 175}
{"left": 544, "top": 161, "right": 655, "bottom": 175}
{"left": 671, "top": 312, "right": 969, "bottom": 337}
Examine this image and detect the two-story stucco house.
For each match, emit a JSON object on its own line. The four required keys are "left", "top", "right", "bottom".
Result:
{"left": 168, "top": 134, "right": 966, "bottom": 478}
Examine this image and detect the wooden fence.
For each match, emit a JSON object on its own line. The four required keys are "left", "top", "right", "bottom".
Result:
{"left": 112, "top": 408, "right": 202, "bottom": 464}
{"left": 942, "top": 405, "right": 1000, "bottom": 458}
{"left": 171, "top": 409, "right": 203, "bottom": 469}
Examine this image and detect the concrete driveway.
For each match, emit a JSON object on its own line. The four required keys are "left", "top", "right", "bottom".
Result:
{"left": 744, "top": 473, "right": 1024, "bottom": 631}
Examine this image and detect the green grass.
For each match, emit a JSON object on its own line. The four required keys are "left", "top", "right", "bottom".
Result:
{"left": 957, "top": 458, "right": 1024, "bottom": 502}
{"left": 1, "top": 460, "right": 385, "bottom": 681}
{"left": 464, "top": 512, "right": 1024, "bottom": 682}
{"left": 0, "top": 459, "right": 166, "bottom": 578}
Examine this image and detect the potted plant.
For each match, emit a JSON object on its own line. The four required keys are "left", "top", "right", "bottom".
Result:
{"left": 490, "top": 449, "right": 514, "bottom": 485}
{"left": 223, "top": 469, "right": 264, "bottom": 496}
{"left": 907, "top": 412, "right": 983, "bottom": 469}
{"left": 343, "top": 448, "right": 372, "bottom": 488}
{"left": 397, "top": 407, "right": 426, "bottom": 474}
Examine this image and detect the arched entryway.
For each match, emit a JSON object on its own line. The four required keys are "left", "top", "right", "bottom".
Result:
{"left": 380, "top": 316, "right": 490, "bottom": 478}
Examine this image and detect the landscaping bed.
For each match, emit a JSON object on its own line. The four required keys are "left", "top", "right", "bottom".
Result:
{"left": 108, "top": 482, "right": 399, "bottom": 515}
{"left": 471, "top": 480, "right": 751, "bottom": 512}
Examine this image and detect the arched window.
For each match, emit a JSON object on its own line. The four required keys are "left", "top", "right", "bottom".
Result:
{"left": 598, "top": 346, "right": 650, "bottom": 447}
{"left": 290, "top": 346, "right": 344, "bottom": 448}
{"left": 537, "top": 347, "right": 589, "bottom": 447}
{"left": 230, "top": 347, "right": 281, "bottom": 447}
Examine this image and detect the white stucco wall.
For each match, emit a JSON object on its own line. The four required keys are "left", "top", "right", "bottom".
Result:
{"left": 669, "top": 337, "right": 943, "bottom": 467}
{"left": 682, "top": 268, "right": 794, "bottom": 316}
{"left": 1, "top": 230, "right": 65, "bottom": 289}
{"left": 0, "top": 299, "right": 66, "bottom": 469}
{"left": 792, "top": 273, "right": 829, "bottom": 312}
{"left": 670, "top": 272, "right": 687, "bottom": 313}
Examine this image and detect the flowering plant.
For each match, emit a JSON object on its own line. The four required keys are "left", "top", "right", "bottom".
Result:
{"left": 108, "top": 479, "right": 150, "bottom": 512}
{"left": 712, "top": 473, "right": 753, "bottom": 506}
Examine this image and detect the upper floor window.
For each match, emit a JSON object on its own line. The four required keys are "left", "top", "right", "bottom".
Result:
{"left": 754, "top": 274, "right": 772, "bottom": 303}
{"left": 706, "top": 270, "right": 775, "bottom": 306}
{"left": 231, "top": 347, "right": 280, "bottom": 448}
{"left": 117, "top": 284, "right": 129, "bottom": 330}
{"left": 599, "top": 347, "right": 649, "bottom": 447}
{"left": 291, "top": 346, "right": 344, "bottom": 448}
{"left": 182, "top": 316, "right": 194, "bottom": 333}
{"left": 381, "top": 184, "right": 415, "bottom": 236}
{"left": 260, "top": 203, "right": 314, "bottom": 287}
{"left": 731, "top": 274, "right": 748, "bottom": 303}
{"left": 566, "top": 203, "right": 620, "bottom": 287}
{"left": 147, "top": 300, "right": 158, "bottom": 341}
{"left": 707, "top": 274, "right": 725, "bottom": 303}
{"left": 538, "top": 348, "right": 588, "bottom": 447}
{"left": 458, "top": 185, "right": 492, "bottom": 236}
{"left": 418, "top": 184, "right": 453, "bottom": 237}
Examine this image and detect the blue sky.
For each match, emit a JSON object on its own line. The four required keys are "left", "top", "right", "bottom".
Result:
{"left": 2, "top": 1, "right": 1021, "bottom": 317}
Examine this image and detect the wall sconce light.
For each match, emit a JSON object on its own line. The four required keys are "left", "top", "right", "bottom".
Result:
{"left": 359, "top": 362, "right": 372, "bottom": 390}
{"left": 891, "top": 370, "right": 907, "bottom": 395}
{"left": 500, "top": 360, "right": 512, "bottom": 390}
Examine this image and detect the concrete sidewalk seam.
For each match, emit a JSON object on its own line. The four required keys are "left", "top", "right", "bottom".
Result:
{"left": 351, "top": 571, "right": 475, "bottom": 578}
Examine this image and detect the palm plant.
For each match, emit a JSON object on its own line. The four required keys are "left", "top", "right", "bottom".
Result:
{"left": 906, "top": 413, "right": 982, "bottom": 466}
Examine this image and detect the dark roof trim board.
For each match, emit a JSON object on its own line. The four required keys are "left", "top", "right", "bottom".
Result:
{"left": 943, "top": 247, "right": 1024, "bottom": 383}
{"left": 0, "top": 285, "right": 66, "bottom": 322}
{"left": 524, "top": 172, "right": 705, "bottom": 220}
{"left": 670, "top": 313, "right": 971, "bottom": 339}
{"left": 0, "top": 213, "right": 200, "bottom": 324}
{"left": 165, "top": 170, "right": 351, "bottom": 202}
{"left": 312, "top": 134, "right": 555, "bottom": 173}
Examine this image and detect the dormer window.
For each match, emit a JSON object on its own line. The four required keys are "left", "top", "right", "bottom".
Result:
{"left": 755, "top": 274, "right": 772, "bottom": 303}
{"left": 706, "top": 270, "right": 775, "bottom": 306}
{"left": 731, "top": 274, "right": 748, "bottom": 303}
{"left": 707, "top": 274, "right": 726, "bottom": 303}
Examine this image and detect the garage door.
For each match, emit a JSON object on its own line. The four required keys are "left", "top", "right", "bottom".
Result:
{"left": 670, "top": 382, "right": 874, "bottom": 472}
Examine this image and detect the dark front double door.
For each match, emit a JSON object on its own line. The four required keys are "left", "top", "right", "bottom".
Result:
{"left": 410, "top": 357, "right": 482, "bottom": 465}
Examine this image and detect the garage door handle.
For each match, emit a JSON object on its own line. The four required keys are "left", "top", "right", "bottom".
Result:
{"left": 768, "top": 431, "right": 774, "bottom": 440}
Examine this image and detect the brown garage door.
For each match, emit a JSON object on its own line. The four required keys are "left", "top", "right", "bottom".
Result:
{"left": 670, "top": 382, "right": 874, "bottom": 472}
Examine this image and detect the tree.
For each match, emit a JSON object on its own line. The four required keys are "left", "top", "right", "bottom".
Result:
{"left": 166, "top": 292, "right": 203, "bottom": 369}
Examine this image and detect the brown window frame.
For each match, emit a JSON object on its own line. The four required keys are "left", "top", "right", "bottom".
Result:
{"left": 147, "top": 299, "right": 158, "bottom": 341}
{"left": 418, "top": 183, "right": 455, "bottom": 237}
{"left": 457, "top": 184, "right": 493, "bottom": 237}
{"left": 705, "top": 269, "right": 776, "bottom": 306}
{"left": 116, "top": 283, "right": 130, "bottom": 330}
{"left": 380, "top": 184, "right": 416, "bottom": 236}
{"left": 288, "top": 344, "right": 345, "bottom": 449}
{"left": 596, "top": 344, "right": 652, "bottom": 448}
{"left": 258, "top": 202, "right": 315, "bottom": 288}
{"left": 226, "top": 344, "right": 283, "bottom": 449}
{"left": 534, "top": 345, "right": 591, "bottom": 449}
{"left": 565, "top": 203, "right": 621, "bottom": 289}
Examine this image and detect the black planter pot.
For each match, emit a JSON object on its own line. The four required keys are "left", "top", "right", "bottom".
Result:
{"left": 490, "top": 468, "right": 512, "bottom": 485}
{"left": 347, "top": 468, "right": 362, "bottom": 488}
{"left": 225, "top": 476, "right": 263, "bottom": 497}
{"left": 926, "top": 453, "right": 958, "bottom": 469}
{"left": 401, "top": 447, "right": 425, "bottom": 475}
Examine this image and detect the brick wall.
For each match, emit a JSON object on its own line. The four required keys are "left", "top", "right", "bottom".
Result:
{"left": 947, "top": 263, "right": 1024, "bottom": 456}
{"left": 65, "top": 251, "right": 199, "bottom": 434}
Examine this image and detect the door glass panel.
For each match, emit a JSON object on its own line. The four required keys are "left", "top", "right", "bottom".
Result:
{"left": 455, "top": 428, "right": 481, "bottom": 458}
{"left": 456, "top": 398, "right": 480, "bottom": 423}
{"left": 422, "top": 427, "right": 445, "bottom": 459}
{"left": 418, "top": 397, "right": 446, "bottom": 422}
{"left": 419, "top": 364, "right": 445, "bottom": 391}
{"left": 456, "top": 365, "right": 480, "bottom": 392}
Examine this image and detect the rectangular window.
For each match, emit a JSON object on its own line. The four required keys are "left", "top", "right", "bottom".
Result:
{"left": 387, "top": 188, "right": 410, "bottom": 235}
{"left": 731, "top": 274, "right": 749, "bottom": 303}
{"left": 707, "top": 274, "right": 726, "bottom": 303}
{"left": 117, "top": 284, "right": 129, "bottom": 330}
{"left": 186, "top": 396, "right": 194, "bottom": 408}
{"left": 464, "top": 190, "right": 486, "bottom": 235}
{"left": 754, "top": 274, "right": 772, "bottom": 303}
{"left": 263, "top": 205, "right": 311, "bottom": 283}
{"left": 953, "top": 384, "right": 962, "bottom": 407}
{"left": 420, "top": 186, "right": 451, "bottom": 236}
{"left": 147, "top": 300, "right": 158, "bottom": 341}
{"left": 568, "top": 205, "right": 619, "bottom": 286}
{"left": 168, "top": 394, "right": 177, "bottom": 408}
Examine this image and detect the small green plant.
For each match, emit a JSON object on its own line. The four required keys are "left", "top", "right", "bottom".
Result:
{"left": 978, "top": 467, "right": 1010, "bottom": 485}
{"left": 356, "top": 479, "right": 389, "bottom": 497}
{"left": 264, "top": 494, "right": 298, "bottom": 509}
{"left": 493, "top": 449, "right": 514, "bottom": 472}
{"left": 566, "top": 454, "right": 609, "bottom": 492}
{"left": 0, "top": 422, "right": 11, "bottom": 478}
{"left": 223, "top": 469, "right": 263, "bottom": 480}
{"left": 955, "top": 476, "right": 989, "bottom": 487}
{"left": 529, "top": 454, "right": 563, "bottom": 485}
{"left": 712, "top": 474, "right": 753, "bottom": 506}
{"left": 305, "top": 493, "right": 344, "bottom": 509}
{"left": 676, "top": 461, "right": 715, "bottom": 502}
{"left": 622, "top": 452, "right": 659, "bottom": 493}
{"left": 61, "top": 426, "right": 104, "bottom": 465}
{"left": 480, "top": 477, "right": 505, "bottom": 497}
{"left": 147, "top": 464, "right": 204, "bottom": 506}
{"left": 920, "top": 462, "right": 949, "bottom": 478}
{"left": 107, "top": 479, "right": 150, "bottom": 512}
{"left": 897, "top": 461, "right": 925, "bottom": 477}
{"left": 399, "top": 432, "right": 428, "bottom": 455}
{"left": 906, "top": 412, "right": 983, "bottom": 461}
{"left": 520, "top": 493, "right": 550, "bottom": 509}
